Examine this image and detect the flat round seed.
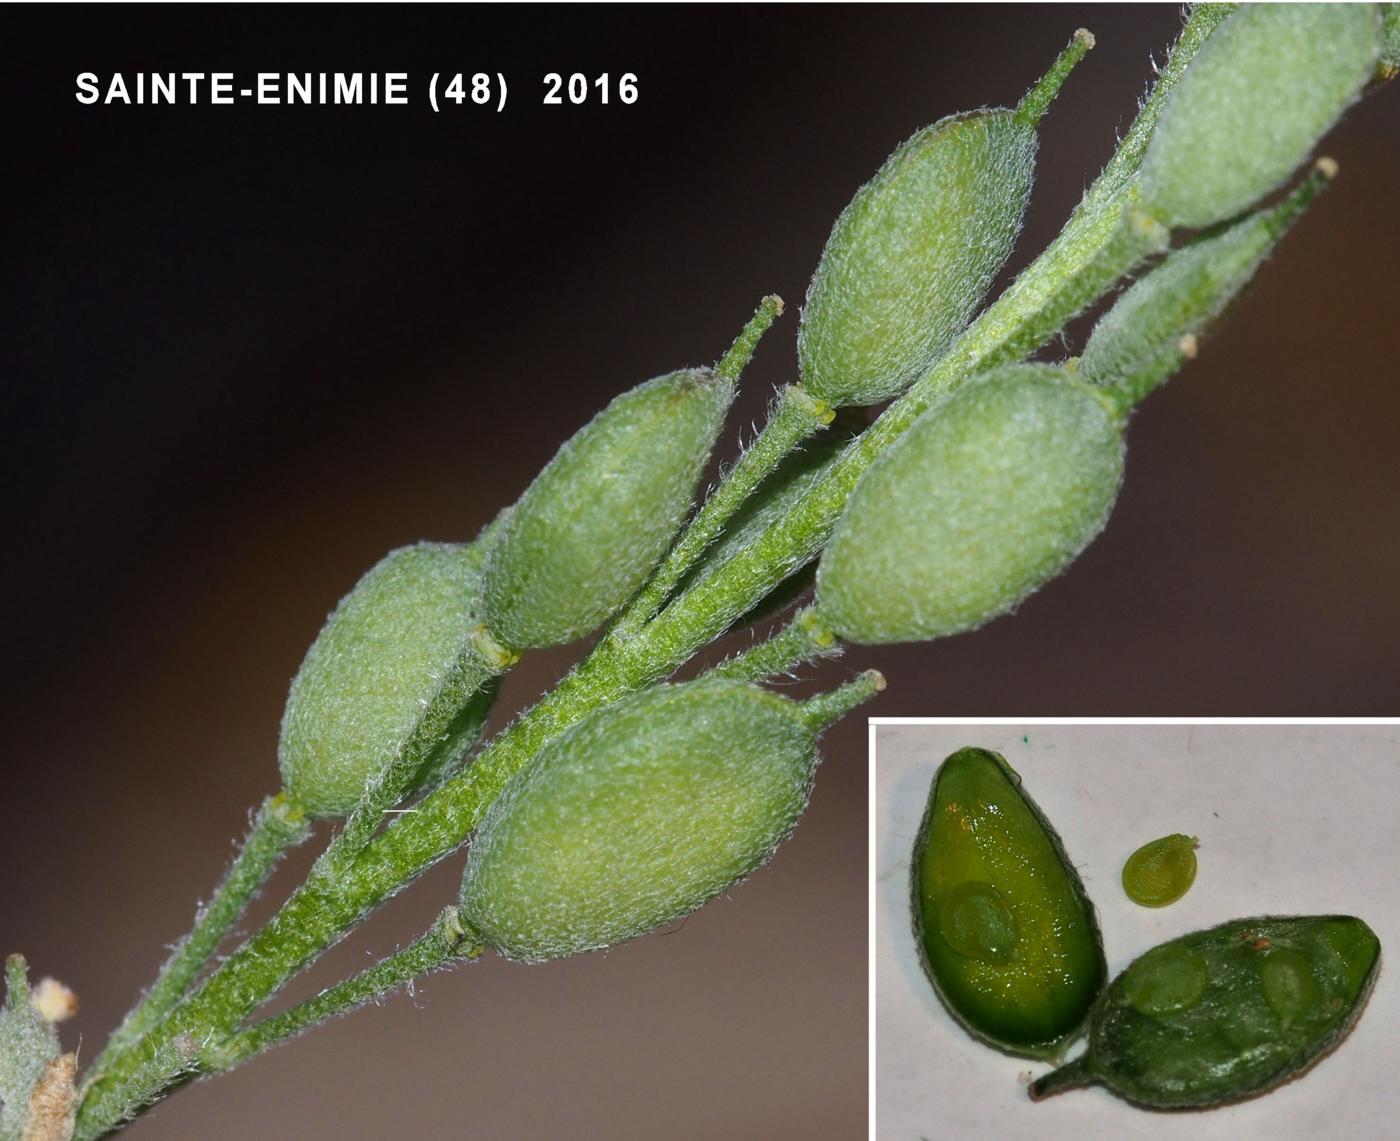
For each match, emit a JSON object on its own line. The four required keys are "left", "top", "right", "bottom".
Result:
{"left": 1121, "top": 833, "right": 1198, "bottom": 908}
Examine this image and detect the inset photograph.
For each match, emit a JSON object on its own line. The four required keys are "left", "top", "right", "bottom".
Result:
{"left": 875, "top": 723, "right": 1399, "bottom": 1137}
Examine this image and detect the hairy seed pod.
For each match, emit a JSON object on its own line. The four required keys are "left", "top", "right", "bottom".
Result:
{"left": 1140, "top": 4, "right": 1378, "bottom": 229}
{"left": 1081, "top": 167, "right": 1330, "bottom": 393}
{"left": 460, "top": 679, "right": 822, "bottom": 962}
{"left": 798, "top": 108, "right": 1036, "bottom": 407}
{"left": 913, "top": 748, "right": 1106, "bottom": 1060}
{"left": 1031, "top": 916, "right": 1381, "bottom": 1107}
{"left": 485, "top": 368, "right": 734, "bottom": 648}
{"left": 817, "top": 363, "right": 1124, "bottom": 645}
{"left": 279, "top": 541, "right": 498, "bottom": 819}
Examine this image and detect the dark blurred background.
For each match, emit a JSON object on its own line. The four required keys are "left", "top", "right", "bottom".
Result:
{"left": 2, "top": 5, "right": 1396, "bottom": 1138}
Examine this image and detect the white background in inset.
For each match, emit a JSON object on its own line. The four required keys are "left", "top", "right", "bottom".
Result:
{"left": 872, "top": 721, "right": 1400, "bottom": 1140}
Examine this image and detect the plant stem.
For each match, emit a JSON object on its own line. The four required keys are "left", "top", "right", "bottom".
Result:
{"left": 1028, "top": 1055, "right": 1096, "bottom": 1100}
{"left": 203, "top": 907, "right": 480, "bottom": 1074}
{"left": 708, "top": 606, "right": 841, "bottom": 682}
{"left": 617, "top": 384, "right": 834, "bottom": 633}
{"left": 716, "top": 294, "right": 784, "bottom": 381}
{"left": 90, "top": 794, "right": 310, "bottom": 1074}
{"left": 75, "top": 1030, "right": 200, "bottom": 1140}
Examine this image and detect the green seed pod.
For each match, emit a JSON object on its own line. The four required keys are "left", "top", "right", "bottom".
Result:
{"left": 797, "top": 108, "right": 1036, "bottom": 408}
{"left": 1121, "top": 834, "right": 1198, "bottom": 908}
{"left": 1081, "top": 164, "right": 1332, "bottom": 396}
{"left": 1031, "top": 916, "right": 1382, "bottom": 1107}
{"left": 912, "top": 748, "right": 1107, "bottom": 1060}
{"left": 460, "top": 679, "right": 830, "bottom": 963}
{"left": 279, "top": 541, "right": 499, "bottom": 819}
{"left": 485, "top": 368, "right": 733, "bottom": 648}
{"left": 1139, "top": 4, "right": 1379, "bottom": 229}
{"left": 817, "top": 363, "right": 1124, "bottom": 645}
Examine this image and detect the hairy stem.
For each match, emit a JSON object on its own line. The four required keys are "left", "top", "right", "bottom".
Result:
{"left": 617, "top": 384, "right": 834, "bottom": 633}
{"left": 203, "top": 907, "right": 479, "bottom": 1075}
{"left": 90, "top": 795, "right": 310, "bottom": 1075}
{"left": 708, "top": 606, "right": 842, "bottom": 682}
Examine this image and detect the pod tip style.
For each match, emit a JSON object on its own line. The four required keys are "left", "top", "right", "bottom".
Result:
{"left": 1016, "top": 27, "right": 1096, "bottom": 126}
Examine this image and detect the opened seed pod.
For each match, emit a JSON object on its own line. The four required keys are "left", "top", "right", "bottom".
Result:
{"left": 1031, "top": 915, "right": 1381, "bottom": 1107}
{"left": 912, "top": 748, "right": 1106, "bottom": 1059}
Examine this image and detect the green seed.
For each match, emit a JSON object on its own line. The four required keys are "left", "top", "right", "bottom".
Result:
{"left": 279, "top": 541, "right": 499, "bottom": 819}
{"left": 798, "top": 109, "right": 1036, "bottom": 407}
{"left": 1031, "top": 916, "right": 1382, "bottom": 1108}
{"left": 1121, "top": 944, "right": 1209, "bottom": 1017}
{"left": 1260, "top": 947, "right": 1320, "bottom": 1028}
{"left": 937, "top": 882, "right": 1019, "bottom": 966}
{"left": 1081, "top": 166, "right": 1332, "bottom": 400}
{"left": 460, "top": 679, "right": 825, "bottom": 962}
{"left": 1140, "top": 4, "right": 1379, "bottom": 229}
{"left": 485, "top": 368, "right": 733, "bottom": 648}
{"left": 817, "top": 363, "right": 1124, "bottom": 645}
{"left": 912, "top": 747, "right": 1106, "bottom": 1060}
{"left": 1121, "top": 833, "right": 1198, "bottom": 908}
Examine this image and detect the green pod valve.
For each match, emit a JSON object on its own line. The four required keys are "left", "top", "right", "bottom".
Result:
{"left": 485, "top": 368, "right": 733, "bottom": 648}
{"left": 1139, "top": 4, "right": 1378, "bottom": 229}
{"left": 1031, "top": 916, "right": 1381, "bottom": 1108}
{"left": 460, "top": 676, "right": 872, "bottom": 963}
{"left": 279, "top": 541, "right": 498, "bottom": 819}
{"left": 817, "top": 363, "right": 1124, "bottom": 645}
{"left": 912, "top": 748, "right": 1106, "bottom": 1060}
{"left": 797, "top": 108, "right": 1036, "bottom": 407}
